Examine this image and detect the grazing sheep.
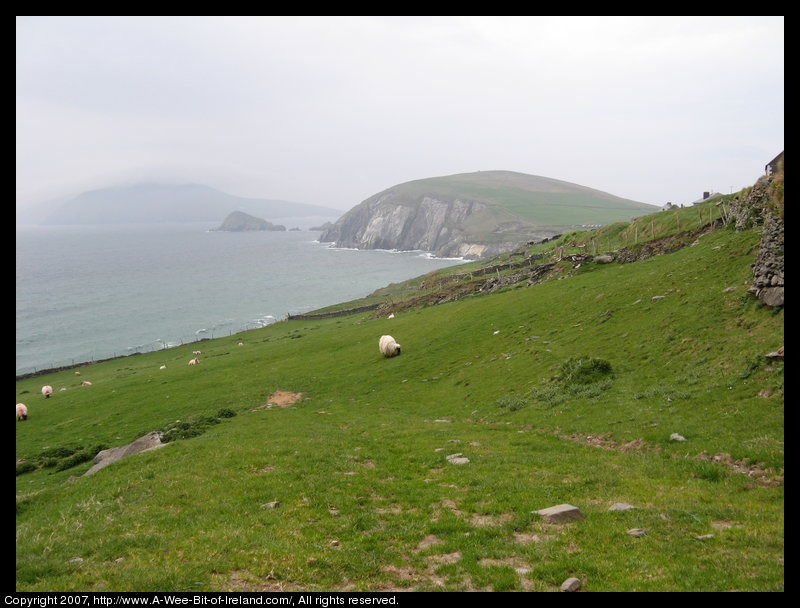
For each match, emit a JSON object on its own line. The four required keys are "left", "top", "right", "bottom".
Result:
{"left": 159, "top": 365, "right": 167, "bottom": 370}
{"left": 379, "top": 335, "right": 402, "bottom": 358}
{"left": 75, "top": 371, "right": 81, "bottom": 376}
{"left": 388, "top": 313, "right": 395, "bottom": 319}
{"left": 192, "top": 350, "right": 202, "bottom": 355}
{"left": 41, "top": 385, "right": 53, "bottom": 398}
{"left": 188, "top": 358, "right": 199, "bottom": 366}
{"left": 81, "top": 381, "right": 92, "bottom": 386}
{"left": 16, "top": 403, "right": 28, "bottom": 421}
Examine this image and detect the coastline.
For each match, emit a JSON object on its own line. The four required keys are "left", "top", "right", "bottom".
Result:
{"left": 17, "top": 225, "right": 467, "bottom": 377}
{"left": 16, "top": 300, "right": 384, "bottom": 381}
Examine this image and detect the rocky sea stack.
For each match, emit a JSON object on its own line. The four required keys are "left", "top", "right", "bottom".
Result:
{"left": 214, "top": 210, "right": 286, "bottom": 232}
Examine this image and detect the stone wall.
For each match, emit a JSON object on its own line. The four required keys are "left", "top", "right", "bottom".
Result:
{"left": 728, "top": 170, "right": 784, "bottom": 307}
{"left": 287, "top": 303, "right": 381, "bottom": 321}
{"left": 748, "top": 207, "right": 784, "bottom": 307}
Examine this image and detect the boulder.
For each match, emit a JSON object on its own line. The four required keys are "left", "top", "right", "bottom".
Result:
{"left": 83, "top": 432, "right": 166, "bottom": 476}
{"left": 560, "top": 577, "right": 582, "bottom": 592}
{"left": 534, "top": 504, "right": 584, "bottom": 524}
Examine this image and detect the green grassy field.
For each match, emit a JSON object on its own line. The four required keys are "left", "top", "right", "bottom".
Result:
{"left": 16, "top": 209, "right": 783, "bottom": 591}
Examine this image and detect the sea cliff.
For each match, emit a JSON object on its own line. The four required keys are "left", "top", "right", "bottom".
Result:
{"left": 319, "top": 170, "right": 655, "bottom": 259}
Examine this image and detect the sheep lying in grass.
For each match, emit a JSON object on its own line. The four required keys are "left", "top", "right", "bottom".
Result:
{"left": 188, "top": 358, "right": 200, "bottom": 366}
{"left": 379, "top": 335, "right": 401, "bottom": 358}
{"left": 16, "top": 403, "right": 28, "bottom": 421}
{"left": 41, "top": 385, "right": 53, "bottom": 398}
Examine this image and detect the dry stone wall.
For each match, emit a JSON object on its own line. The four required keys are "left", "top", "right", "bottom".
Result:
{"left": 728, "top": 171, "right": 784, "bottom": 308}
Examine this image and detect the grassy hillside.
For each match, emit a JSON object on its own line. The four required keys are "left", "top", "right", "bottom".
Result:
{"left": 15, "top": 201, "right": 783, "bottom": 592}
{"left": 389, "top": 170, "right": 658, "bottom": 229}
{"left": 321, "top": 170, "right": 660, "bottom": 258}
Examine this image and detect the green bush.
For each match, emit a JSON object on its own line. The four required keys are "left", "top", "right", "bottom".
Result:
{"left": 55, "top": 451, "right": 94, "bottom": 472}
{"left": 528, "top": 356, "right": 614, "bottom": 409}
{"left": 40, "top": 446, "right": 77, "bottom": 459}
{"left": 496, "top": 395, "right": 529, "bottom": 411}
{"left": 555, "top": 356, "right": 613, "bottom": 386}
{"left": 161, "top": 415, "right": 220, "bottom": 443}
{"left": 16, "top": 462, "right": 37, "bottom": 476}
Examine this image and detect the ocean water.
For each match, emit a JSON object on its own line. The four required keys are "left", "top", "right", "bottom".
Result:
{"left": 16, "top": 222, "right": 465, "bottom": 375}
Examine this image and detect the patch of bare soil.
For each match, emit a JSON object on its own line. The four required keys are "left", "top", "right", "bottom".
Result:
{"left": 416, "top": 534, "right": 443, "bottom": 551}
{"left": 426, "top": 551, "right": 462, "bottom": 565}
{"left": 561, "top": 432, "right": 783, "bottom": 485}
{"left": 695, "top": 452, "right": 784, "bottom": 485}
{"left": 562, "top": 433, "right": 649, "bottom": 452}
{"left": 470, "top": 513, "right": 514, "bottom": 527}
{"left": 253, "top": 391, "right": 305, "bottom": 410}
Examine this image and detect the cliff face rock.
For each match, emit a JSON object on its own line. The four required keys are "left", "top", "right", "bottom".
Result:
{"left": 319, "top": 192, "right": 552, "bottom": 259}
{"left": 321, "top": 194, "right": 488, "bottom": 255}
{"left": 214, "top": 210, "right": 286, "bottom": 232}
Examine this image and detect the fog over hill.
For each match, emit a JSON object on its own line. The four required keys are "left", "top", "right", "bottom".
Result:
{"left": 36, "top": 183, "right": 342, "bottom": 226}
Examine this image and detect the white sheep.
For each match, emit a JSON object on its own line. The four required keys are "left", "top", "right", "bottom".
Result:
{"left": 81, "top": 381, "right": 92, "bottom": 386}
{"left": 188, "top": 358, "right": 199, "bottom": 366}
{"left": 159, "top": 365, "right": 167, "bottom": 370}
{"left": 192, "top": 350, "right": 202, "bottom": 355}
{"left": 16, "top": 403, "right": 28, "bottom": 421}
{"left": 379, "top": 335, "right": 402, "bottom": 358}
{"left": 41, "top": 385, "right": 53, "bottom": 398}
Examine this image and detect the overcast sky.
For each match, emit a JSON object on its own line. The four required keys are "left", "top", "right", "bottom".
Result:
{"left": 16, "top": 16, "right": 784, "bottom": 214}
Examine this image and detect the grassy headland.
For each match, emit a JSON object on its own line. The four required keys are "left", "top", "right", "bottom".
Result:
{"left": 16, "top": 196, "right": 783, "bottom": 592}
{"left": 319, "top": 170, "right": 659, "bottom": 258}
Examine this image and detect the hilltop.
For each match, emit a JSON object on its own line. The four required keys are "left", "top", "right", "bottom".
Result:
{"left": 319, "top": 170, "right": 657, "bottom": 259}
{"left": 15, "top": 168, "right": 783, "bottom": 592}
{"left": 39, "top": 183, "right": 342, "bottom": 225}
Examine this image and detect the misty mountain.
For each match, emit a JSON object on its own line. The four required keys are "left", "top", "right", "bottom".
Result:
{"left": 39, "top": 183, "right": 342, "bottom": 225}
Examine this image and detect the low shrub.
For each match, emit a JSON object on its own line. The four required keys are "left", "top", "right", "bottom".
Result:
{"left": 496, "top": 395, "right": 529, "bottom": 411}
{"left": 528, "top": 356, "right": 614, "bottom": 409}
{"left": 55, "top": 451, "right": 94, "bottom": 472}
{"left": 16, "top": 442, "right": 110, "bottom": 475}
{"left": 160, "top": 415, "right": 222, "bottom": 443}
{"left": 555, "top": 356, "right": 613, "bottom": 386}
{"left": 16, "top": 462, "right": 37, "bottom": 476}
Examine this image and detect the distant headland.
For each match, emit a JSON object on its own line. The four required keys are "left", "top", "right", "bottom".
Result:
{"left": 212, "top": 210, "right": 286, "bottom": 232}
